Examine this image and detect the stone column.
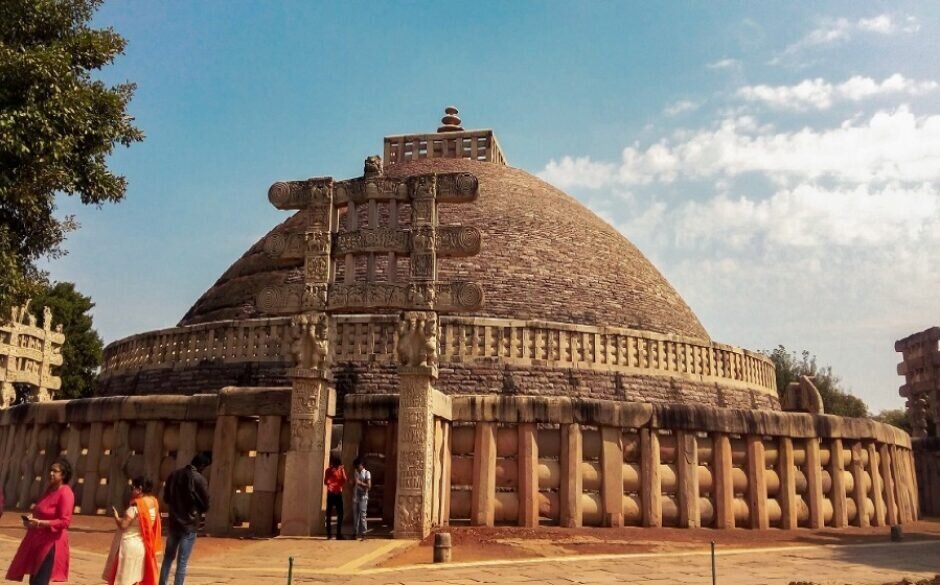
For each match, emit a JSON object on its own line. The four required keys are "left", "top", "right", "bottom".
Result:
{"left": 641, "top": 428, "right": 662, "bottom": 527}
{"left": 601, "top": 426, "right": 624, "bottom": 527}
{"left": 713, "top": 433, "right": 735, "bottom": 529}
{"left": 275, "top": 178, "right": 336, "bottom": 537}
{"left": 867, "top": 443, "right": 885, "bottom": 527}
{"left": 518, "top": 423, "right": 540, "bottom": 527}
{"left": 880, "top": 444, "right": 898, "bottom": 526}
{"left": 394, "top": 311, "right": 439, "bottom": 539}
{"left": 830, "top": 438, "right": 848, "bottom": 527}
{"left": 676, "top": 430, "right": 699, "bottom": 528}
{"left": 804, "top": 438, "right": 824, "bottom": 529}
{"left": 778, "top": 437, "right": 797, "bottom": 530}
{"left": 206, "top": 415, "right": 238, "bottom": 535}
{"left": 471, "top": 422, "right": 496, "bottom": 526}
{"left": 281, "top": 370, "right": 333, "bottom": 536}
{"left": 560, "top": 422, "right": 583, "bottom": 528}
{"left": 746, "top": 435, "right": 768, "bottom": 529}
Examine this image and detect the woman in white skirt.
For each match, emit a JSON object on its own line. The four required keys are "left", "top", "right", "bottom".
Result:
{"left": 103, "top": 476, "right": 162, "bottom": 585}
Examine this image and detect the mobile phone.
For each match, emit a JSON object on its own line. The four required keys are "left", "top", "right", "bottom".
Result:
{"left": 21, "top": 514, "right": 30, "bottom": 524}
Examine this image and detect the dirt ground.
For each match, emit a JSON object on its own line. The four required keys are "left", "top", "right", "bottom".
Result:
{"left": 381, "top": 518, "right": 940, "bottom": 567}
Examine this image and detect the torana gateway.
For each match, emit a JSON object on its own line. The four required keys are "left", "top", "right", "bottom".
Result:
{"left": 0, "top": 110, "right": 919, "bottom": 538}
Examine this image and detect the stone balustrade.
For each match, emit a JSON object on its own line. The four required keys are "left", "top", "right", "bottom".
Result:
{"left": 101, "top": 318, "right": 295, "bottom": 373}
{"left": 0, "top": 390, "right": 918, "bottom": 536}
{"left": 343, "top": 395, "right": 918, "bottom": 530}
{"left": 0, "top": 388, "right": 298, "bottom": 537}
{"left": 101, "top": 316, "right": 777, "bottom": 400}
{"left": 383, "top": 129, "right": 506, "bottom": 166}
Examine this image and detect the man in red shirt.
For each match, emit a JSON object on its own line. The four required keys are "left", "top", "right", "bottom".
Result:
{"left": 323, "top": 454, "right": 347, "bottom": 539}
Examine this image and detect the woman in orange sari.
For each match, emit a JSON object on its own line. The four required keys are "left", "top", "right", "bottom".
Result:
{"left": 103, "top": 476, "right": 162, "bottom": 585}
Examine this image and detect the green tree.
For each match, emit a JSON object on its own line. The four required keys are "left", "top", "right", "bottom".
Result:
{"left": 30, "top": 281, "right": 103, "bottom": 399}
{"left": 0, "top": 0, "right": 142, "bottom": 309}
{"left": 763, "top": 345, "right": 869, "bottom": 418}
{"left": 872, "top": 408, "right": 911, "bottom": 432}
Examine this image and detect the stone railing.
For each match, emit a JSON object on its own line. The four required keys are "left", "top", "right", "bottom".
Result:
{"left": 0, "top": 388, "right": 312, "bottom": 537}
{"left": 1, "top": 305, "right": 64, "bottom": 405}
{"left": 343, "top": 394, "right": 918, "bottom": 530}
{"left": 383, "top": 129, "right": 506, "bottom": 166}
{"left": 101, "top": 318, "right": 295, "bottom": 374}
{"left": 101, "top": 316, "right": 777, "bottom": 398}
{"left": 1, "top": 391, "right": 917, "bottom": 536}
{"left": 435, "top": 317, "right": 777, "bottom": 395}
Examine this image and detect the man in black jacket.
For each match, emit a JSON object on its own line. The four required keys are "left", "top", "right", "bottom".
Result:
{"left": 159, "top": 452, "right": 211, "bottom": 585}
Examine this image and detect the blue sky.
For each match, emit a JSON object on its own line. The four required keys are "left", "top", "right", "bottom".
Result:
{"left": 47, "top": 2, "right": 939, "bottom": 411}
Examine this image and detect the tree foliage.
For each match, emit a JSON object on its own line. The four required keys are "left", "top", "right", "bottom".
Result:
{"left": 0, "top": 0, "right": 142, "bottom": 309}
{"left": 763, "top": 345, "right": 869, "bottom": 418}
{"left": 29, "top": 281, "right": 102, "bottom": 399}
{"left": 872, "top": 408, "right": 911, "bottom": 432}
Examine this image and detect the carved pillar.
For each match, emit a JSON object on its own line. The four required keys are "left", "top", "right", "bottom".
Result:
{"left": 280, "top": 368, "right": 334, "bottom": 536}
{"left": 274, "top": 178, "right": 336, "bottom": 537}
{"left": 394, "top": 311, "right": 439, "bottom": 539}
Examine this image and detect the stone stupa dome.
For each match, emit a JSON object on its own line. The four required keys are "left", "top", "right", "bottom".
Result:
{"left": 180, "top": 158, "right": 710, "bottom": 343}
{"left": 100, "top": 110, "right": 776, "bottom": 409}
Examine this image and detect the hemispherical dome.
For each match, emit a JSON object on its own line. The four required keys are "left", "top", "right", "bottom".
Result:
{"left": 179, "top": 158, "right": 710, "bottom": 342}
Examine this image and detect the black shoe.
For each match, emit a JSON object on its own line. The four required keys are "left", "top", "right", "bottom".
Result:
{"left": 337, "top": 535, "right": 347, "bottom": 540}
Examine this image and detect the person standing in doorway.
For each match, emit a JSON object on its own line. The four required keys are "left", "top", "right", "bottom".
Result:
{"left": 352, "top": 457, "right": 371, "bottom": 541}
{"left": 159, "top": 453, "right": 210, "bottom": 585}
{"left": 323, "top": 454, "right": 347, "bottom": 539}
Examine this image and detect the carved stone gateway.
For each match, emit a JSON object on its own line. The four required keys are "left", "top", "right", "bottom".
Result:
{"left": 263, "top": 126, "right": 483, "bottom": 536}
{"left": 1, "top": 303, "right": 64, "bottom": 408}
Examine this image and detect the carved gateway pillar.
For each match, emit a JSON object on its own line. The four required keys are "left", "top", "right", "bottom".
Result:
{"left": 393, "top": 172, "right": 442, "bottom": 538}
{"left": 267, "top": 178, "right": 336, "bottom": 536}
{"left": 395, "top": 312, "right": 439, "bottom": 538}
{"left": 261, "top": 154, "right": 482, "bottom": 538}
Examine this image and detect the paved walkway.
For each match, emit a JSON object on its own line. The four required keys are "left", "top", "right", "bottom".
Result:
{"left": 342, "top": 540, "right": 940, "bottom": 585}
{"left": 2, "top": 513, "right": 939, "bottom": 584}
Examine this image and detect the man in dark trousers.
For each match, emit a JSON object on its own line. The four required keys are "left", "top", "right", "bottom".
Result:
{"left": 160, "top": 452, "right": 211, "bottom": 585}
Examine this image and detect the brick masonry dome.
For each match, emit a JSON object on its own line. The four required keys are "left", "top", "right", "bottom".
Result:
{"left": 179, "top": 157, "right": 710, "bottom": 342}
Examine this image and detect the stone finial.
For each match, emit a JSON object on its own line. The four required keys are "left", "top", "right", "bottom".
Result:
{"left": 781, "top": 375, "right": 824, "bottom": 415}
{"left": 437, "top": 106, "right": 463, "bottom": 133}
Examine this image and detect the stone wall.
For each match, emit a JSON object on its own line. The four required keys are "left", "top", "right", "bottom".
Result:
{"left": 0, "top": 390, "right": 917, "bottom": 537}
{"left": 101, "top": 315, "right": 778, "bottom": 410}
{"left": 0, "top": 388, "right": 298, "bottom": 537}
{"left": 345, "top": 395, "right": 918, "bottom": 530}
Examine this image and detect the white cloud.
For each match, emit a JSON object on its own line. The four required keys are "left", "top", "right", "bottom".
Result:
{"left": 663, "top": 99, "right": 700, "bottom": 116}
{"left": 605, "top": 179, "right": 940, "bottom": 411}
{"left": 540, "top": 107, "right": 940, "bottom": 188}
{"left": 773, "top": 14, "right": 918, "bottom": 64}
{"left": 857, "top": 14, "right": 896, "bottom": 34}
{"left": 737, "top": 74, "right": 938, "bottom": 110}
{"left": 707, "top": 58, "right": 740, "bottom": 70}
{"left": 675, "top": 183, "right": 939, "bottom": 249}
{"left": 544, "top": 80, "right": 940, "bottom": 411}
{"left": 539, "top": 156, "right": 614, "bottom": 190}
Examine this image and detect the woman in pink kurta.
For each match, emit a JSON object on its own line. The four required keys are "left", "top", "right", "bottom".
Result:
{"left": 6, "top": 458, "right": 74, "bottom": 584}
